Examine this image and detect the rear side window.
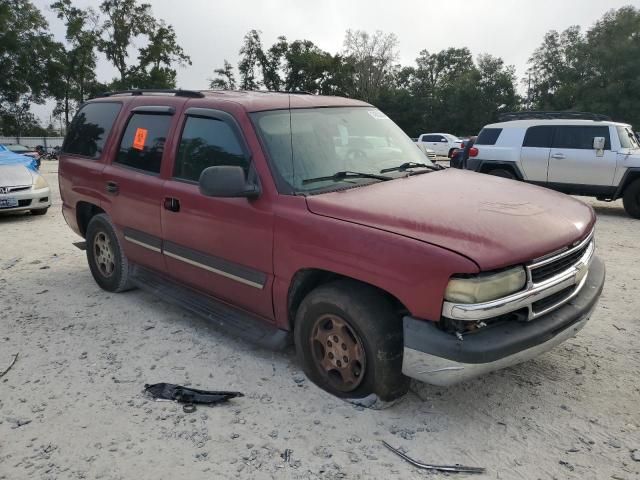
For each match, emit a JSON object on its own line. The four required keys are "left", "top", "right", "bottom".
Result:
{"left": 523, "top": 126, "right": 554, "bottom": 148}
{"left": 63, "top": 102, "right": 121, "bottom": 158}
{"left": 475, "top": 128, "right": 502, "bottom": 145}
{"left": 115, "top": 113, "right": 172, "bottom": 174}
{"left": 553, "top": 126, "right": 611, "bottom": 150}
{"left": 174, "top": 116, "right": 248, "bottom": 182}
{"left": 616, "top": 126, "right": 640, "bottom": 149}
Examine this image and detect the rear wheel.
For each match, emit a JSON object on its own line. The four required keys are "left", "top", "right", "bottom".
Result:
{"left": 294, "top": 280, "right": 409, "bottom": 401}
{"left": 30, "top": 208, "right": 48, "bottom": 216}
{"left": 486, "top": 168, "right": 516, "bottom": 179}
{"left": 86, "top": 213, "right": 134, "bottom": 292}
{"left": 622, "top": 178, "right": 640, "bottom": 219}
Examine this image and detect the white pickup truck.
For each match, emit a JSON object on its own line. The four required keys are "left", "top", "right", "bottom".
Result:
{"left": 415, "top": 133, "right": 462, "bottom": 158}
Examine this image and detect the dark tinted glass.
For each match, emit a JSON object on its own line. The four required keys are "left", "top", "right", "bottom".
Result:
{"left": 475, "top": 128, "right": 502, "bottom": 145}
{"left": 553, "top": 126, "right": 610, "bottom": 150}
{"left": 174, "top": 116, "right": 248, "bottom": 182}
{"left": 115, "top": 114, "right": 172, "bottom": 174}
{"left": 422, "top": 135, "right": 435, "bottom": 142}
{"left": 63, "top": 102, "right": 121, "bottom": 158}
{"left": 523, "top": 126, "right": 554, "bottom": 148}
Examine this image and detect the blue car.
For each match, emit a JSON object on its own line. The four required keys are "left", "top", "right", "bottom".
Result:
{"left": 0, "top": 144, "right": 39, "bottom": 171}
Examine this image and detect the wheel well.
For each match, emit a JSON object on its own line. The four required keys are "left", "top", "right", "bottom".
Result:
{"left": 286, "top": 268, "right": 408, "bottom": 330}
{"left": 76, "top": 202, "right": 105, "bottom": 238}
{"left": 622, "top": 171, "right": 640, "bottom": 194}
{"left": 479, "top": 162, "right": 520, "bottom": 178}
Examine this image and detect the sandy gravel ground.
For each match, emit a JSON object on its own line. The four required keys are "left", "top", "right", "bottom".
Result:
{"left": 1, "top": 161, "right": 639, "bottom": 480}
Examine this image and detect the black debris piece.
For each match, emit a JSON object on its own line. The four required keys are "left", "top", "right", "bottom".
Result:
{"left": 144, "top": 383, "right": 243, "bottom": 405}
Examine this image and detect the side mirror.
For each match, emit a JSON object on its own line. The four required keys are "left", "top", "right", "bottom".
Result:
{"left": 199, "top": 165, "right": 260, "bottom": 199}
{"left": 593, "top": 137, "right": 605, "bottom": 150}
{"left": 441, "top": 138, "right": 448, "bottom": 142}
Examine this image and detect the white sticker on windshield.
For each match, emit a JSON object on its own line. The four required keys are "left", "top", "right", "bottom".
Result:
{"left": 367, "top": 110, "right": 389, "bottom": 120}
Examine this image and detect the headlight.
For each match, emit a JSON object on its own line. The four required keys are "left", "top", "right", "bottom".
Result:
{"left": 444, "top": 266, "right": 527, "bottom": 304}
{"left": 33, "top": 174, "right": 48, "bottom": 190}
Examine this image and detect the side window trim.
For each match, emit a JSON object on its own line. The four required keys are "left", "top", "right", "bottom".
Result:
{"left": 131, "top": 105, "right": 176, "bottom": 115}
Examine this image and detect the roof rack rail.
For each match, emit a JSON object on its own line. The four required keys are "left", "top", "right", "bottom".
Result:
{"left": 499, "top": 111, "right": 611, "bottom": 122}
{"left": 95, "top": 89, "right": 205, "bottom": 99}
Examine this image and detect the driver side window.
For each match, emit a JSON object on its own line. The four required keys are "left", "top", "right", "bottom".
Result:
{"left": 174, "top": 116, "right": 248, "bottom": 182}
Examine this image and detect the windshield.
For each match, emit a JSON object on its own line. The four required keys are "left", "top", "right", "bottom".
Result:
{"left": 252, "top": 107, "right": 433, "bottom": 193}
{"left": 7, "top": 145, "right": 29, "bottom": 152}
{"left": 617, "top": 126, "right": 640, "bottom": 149}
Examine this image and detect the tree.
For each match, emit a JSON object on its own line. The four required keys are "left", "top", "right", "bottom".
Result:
{"left": 98, "top": 0, "right": 190, "bottom": 89}
{"left": 343, "top": 30, "right": 399, "bottom": 102}
{"left": 237, "top": 29, "right": 263, "bottom": 90}
{"left": 51, "top": 0, "right": 100, "bottom": 125}
{"left": 0, "top": 0, "right": 61, "bottom": 134}
{"left": 210, "top": 60, "right": 237, "bottom": 90}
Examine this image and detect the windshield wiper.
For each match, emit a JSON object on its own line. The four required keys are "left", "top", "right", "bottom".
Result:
{"left": 302, "top": 170, "right": 392, "bottom": 185}
{"left": 380, "top": 162, "right": 443, "bottom": 173}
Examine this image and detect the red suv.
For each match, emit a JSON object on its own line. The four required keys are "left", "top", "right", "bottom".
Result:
{"left": 59, "top": 90, "right": 605, "bottom": 402}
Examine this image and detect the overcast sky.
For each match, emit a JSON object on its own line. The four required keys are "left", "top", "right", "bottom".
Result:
{"left": 32, "top": 0, "right": 639, "bottom": 124}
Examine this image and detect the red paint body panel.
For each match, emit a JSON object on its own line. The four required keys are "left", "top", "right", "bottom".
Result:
{"left": 59, "top": 91, "right": 596, "bottom": 333}
{"left": 306, "top": 169, "right": 596, "bottom": 271}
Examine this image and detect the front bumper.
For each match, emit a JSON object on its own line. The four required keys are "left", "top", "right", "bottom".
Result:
{"left": 0, "top": 186, "right": 51, "bottom": 213}
{"left": 402, "top": 255, "right": 605, "bottom": 386}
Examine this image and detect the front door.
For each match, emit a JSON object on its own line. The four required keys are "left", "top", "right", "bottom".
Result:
{"left": 102, "top": 108, "right": 176, "bottom": 273}
{"left": 161, "top": 109, "right": 275, "bottom": 321}
{"left": 548, "top": 125, "right": 617, "bottom": 187}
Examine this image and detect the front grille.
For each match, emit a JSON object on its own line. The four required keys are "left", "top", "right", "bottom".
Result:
{"left": 532, "top": 286, "right": 574, "bottom": 313}
{"left": 18, "top": 199, "right": 31, "bottom": 207}
{"left": 531, "top": 242, "right": 590, "bottom": 283}
{"left": 0, "top": 185, "right": 30, "bottom": 193}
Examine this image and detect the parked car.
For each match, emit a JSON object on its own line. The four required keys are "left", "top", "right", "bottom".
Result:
{"left": 2, "top": 143, "right": 41, "bottom": 168}
{"left": 465, "top": 111, "right": 640, "bottom": 218}
{"left": 0, "top": 163, "right": 51, "bottom": 215}
{"left": 59, "top": 90, "right": 605, "bottom": 401}
{"left": 0, "top": 144, "right": 39, "bottom": 171}
{"left": 415, "top": 133, "right": 462, "bottom": 157}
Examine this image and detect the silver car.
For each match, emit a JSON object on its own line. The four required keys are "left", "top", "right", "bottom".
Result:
{"left": 0, "top": 164, "right": 51, "bottom": 215}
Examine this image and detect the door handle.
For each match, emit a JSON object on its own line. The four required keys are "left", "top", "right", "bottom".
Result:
{"left": 106, "top": 181, "right": 119, "bottom": 194}
{"left": 551, "top": 153, "right": 566, "bottom": 160}
{"left": 164, "top": 197, "right": 180, "bottom": 212}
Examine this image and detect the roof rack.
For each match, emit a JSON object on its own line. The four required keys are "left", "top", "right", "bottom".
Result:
{"left": 95, "top": 89, "right": 205, "bottom": 99}
{"left": 498, "top": 111, "right": 611, "bottom": 122}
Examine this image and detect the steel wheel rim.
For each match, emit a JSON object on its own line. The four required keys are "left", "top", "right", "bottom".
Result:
{"left": 94, "top": 231, "right": 115, "bottom": 278}
{"left": 310, "top": 314, "right": 366, "bottom": 392}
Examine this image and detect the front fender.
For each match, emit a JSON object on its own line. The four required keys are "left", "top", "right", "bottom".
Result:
{"left": 272, "top": 199, "right": 479, "bottom": 329}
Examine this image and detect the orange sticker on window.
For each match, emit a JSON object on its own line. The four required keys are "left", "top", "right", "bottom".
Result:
{"left": 132, "top": 128, "right": 148, "bottom": 150}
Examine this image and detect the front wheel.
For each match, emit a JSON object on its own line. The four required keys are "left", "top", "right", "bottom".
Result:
{"left": 294, "top": 280, "right": 409, "bottom": 402}
{"left": 86, "top": 213, "right": 134, "bottom": 292}
{"left": 623, "top": 178, "right": 640, "bottom": 219}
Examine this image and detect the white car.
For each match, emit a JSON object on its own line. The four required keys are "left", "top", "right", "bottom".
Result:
{"left": 465, "top": 112, "right": 640, "bottom": 218}
{"left": 415, "top": 133, "right": 462, "bottom": 157}
{"left": 0, "top": 164, "right": 51, "bottom": 215}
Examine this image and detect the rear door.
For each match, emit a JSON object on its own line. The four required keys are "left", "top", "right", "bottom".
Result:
{"left": 160, "top": 107, "right": 275, "bottom": 321}
{"left": 548, "top": 125, "right": 617, "bottom": 186}
{"left": 102, "top": 105, "right": 178, "bottom": 273}
{"left": 520, "top": 125, "right": 554, "bottom": 182}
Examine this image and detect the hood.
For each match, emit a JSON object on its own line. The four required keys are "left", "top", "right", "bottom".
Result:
{"left": 0, "top": 151, "right": 38, "bottom": 171}
{"left": 0, "top": 164, "right": 34, "bottom": 187}
{"left": 305, "top": 169, "right": 595, "bottom": 271}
